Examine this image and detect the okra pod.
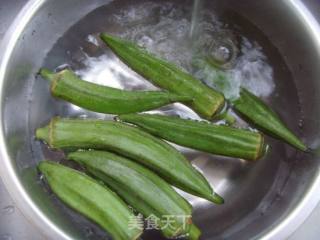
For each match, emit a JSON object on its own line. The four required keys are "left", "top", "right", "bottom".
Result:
{"left": 94, "top": 171, "right": 201, "bottom": 240}
{"left": 119, "top": 113, "right": 266, "bottom": 161}
{"left": 100, "top": 33, "right": 225, "bottom": 119}
{"left": 39, "top": 68, "right": 191, "bottom": 115}
{"left": 36, "top": 118, "right": 223, "bottom": 204}
{"left": 68, "top": 150, "right": 194, "bottom": 238}
{"left": 232, "top": 88, "right": 307, "bottom": 151}
{"left": 38, "top": 161, "right": 142, "bottom": 240}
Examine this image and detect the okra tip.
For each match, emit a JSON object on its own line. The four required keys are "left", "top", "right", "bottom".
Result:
{"left": 100, "top": 33, "right": 131, "bottom": 51}
{"left": 67, "top": 152, "right": 84, "bottom": 163}
{"left": 187, "top": 224, "right": 201, "bottom": 240}
{"left": 212, "top": 110, "right": 236, "bottom": 125}
{"left": 38, "top": 161, "right": 56, "bottom": 178}
{"left": 37, "top": 160, "right": 48, "bottom": 173}
{"left": 133, "top": 231, "right": 143, "bottom": 240}
{"left": 294, "top": 140, "right": 308, "bottom": 152}
{"left": 210, "top": 193, "right": 225, "bottom": 205}
{"left": 100, "top": 33, "right": 116, "bottom": 46}
{"left": 36, "top": 125, "right": 50, "bottom": 144}
{"left": 39, "top": 68, "right": 56, "bottom": 82}
{"left": 99, "top": 32, "right": 109, "bottom": 40}
{"left": 308, "top": 146, "right": 320, "bottom": 156}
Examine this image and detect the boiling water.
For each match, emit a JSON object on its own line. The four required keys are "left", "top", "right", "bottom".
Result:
{"left": 76, "top": 1, "right": 274, "bottom": 102}
{"left": 36, "top": 0, "right": 303, "bottom": 239}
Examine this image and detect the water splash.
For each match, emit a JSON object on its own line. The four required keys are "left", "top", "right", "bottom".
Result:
{"left": 233, "top": 39, "right": 275, "bottom": 98}
{"left": 115, "top": 2, "right": 274, "bottom": 99}
{"left": 194, "top": 37, "right": 274, "bottom": 100}
{"left": 77, "top": 2, "right": 275, "bottom": 120}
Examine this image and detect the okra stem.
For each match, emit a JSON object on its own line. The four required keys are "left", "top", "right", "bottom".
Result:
{"left": 36, "top": 125, "right": 50, "bottom": 143}
{"left": 39, "top": 68, "right": 56, "bottom": 82}
{"left": 188, "top": 224, "right": 201, "bottom": 240}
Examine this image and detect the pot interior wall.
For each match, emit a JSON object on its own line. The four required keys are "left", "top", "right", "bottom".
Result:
{"left": 1, "top": 0, "right": 320, "bottom": 239}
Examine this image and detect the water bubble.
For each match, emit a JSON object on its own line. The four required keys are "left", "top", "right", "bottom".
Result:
{"left": 219, "top": 46, "right": 231, "bottom": 62}
{"left": 209, "top": 43, "right": 232, "bottom": 65}
{"left": 86, "top": 35, "right": 99, "bottom": 46}
{"left": 1, "top": 206, "right": 15, "bottom": 215}
{"left": 137, "top": 35, "right": 153, "bottom": 47}
{"left": 232, "top": 38, "right": 275, "bottom": 98}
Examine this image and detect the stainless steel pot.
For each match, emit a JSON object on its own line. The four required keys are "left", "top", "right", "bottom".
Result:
{"left": 0, "top": 0, "right": 320, "bottom": 239}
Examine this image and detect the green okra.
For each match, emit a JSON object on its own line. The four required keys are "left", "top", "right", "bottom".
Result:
{"left": 100, "top": 33, "right": 225, "bottom": 119}
{"left": 39, "top": 68, "right": 192, "bottom": 115}
{"left": 38, "top": 161, "right": 142, "bottom": 240}
{"left": 94, "top": 172, "right": 201, "bottom": 240}
{"left": 68, "top": 150, "right": 197, "bottom": 238}
{"left": 36, "top": 118, "right": 223, "bottom": 204}
{"left": 232, "top": 88, "right": 307, "bottom": 151}
{"left": 119, "top": 113, "right": 266, "bottom": 161}
{"left": 104, "top": 178, "right": 200, "bottom": 240}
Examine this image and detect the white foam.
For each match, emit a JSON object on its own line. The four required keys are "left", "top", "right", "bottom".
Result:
{"left": 232, "top": 38, "right": 275, "bottom": 98}
{"left": 86, "top": 34, "right": 99, "bottom": 46}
